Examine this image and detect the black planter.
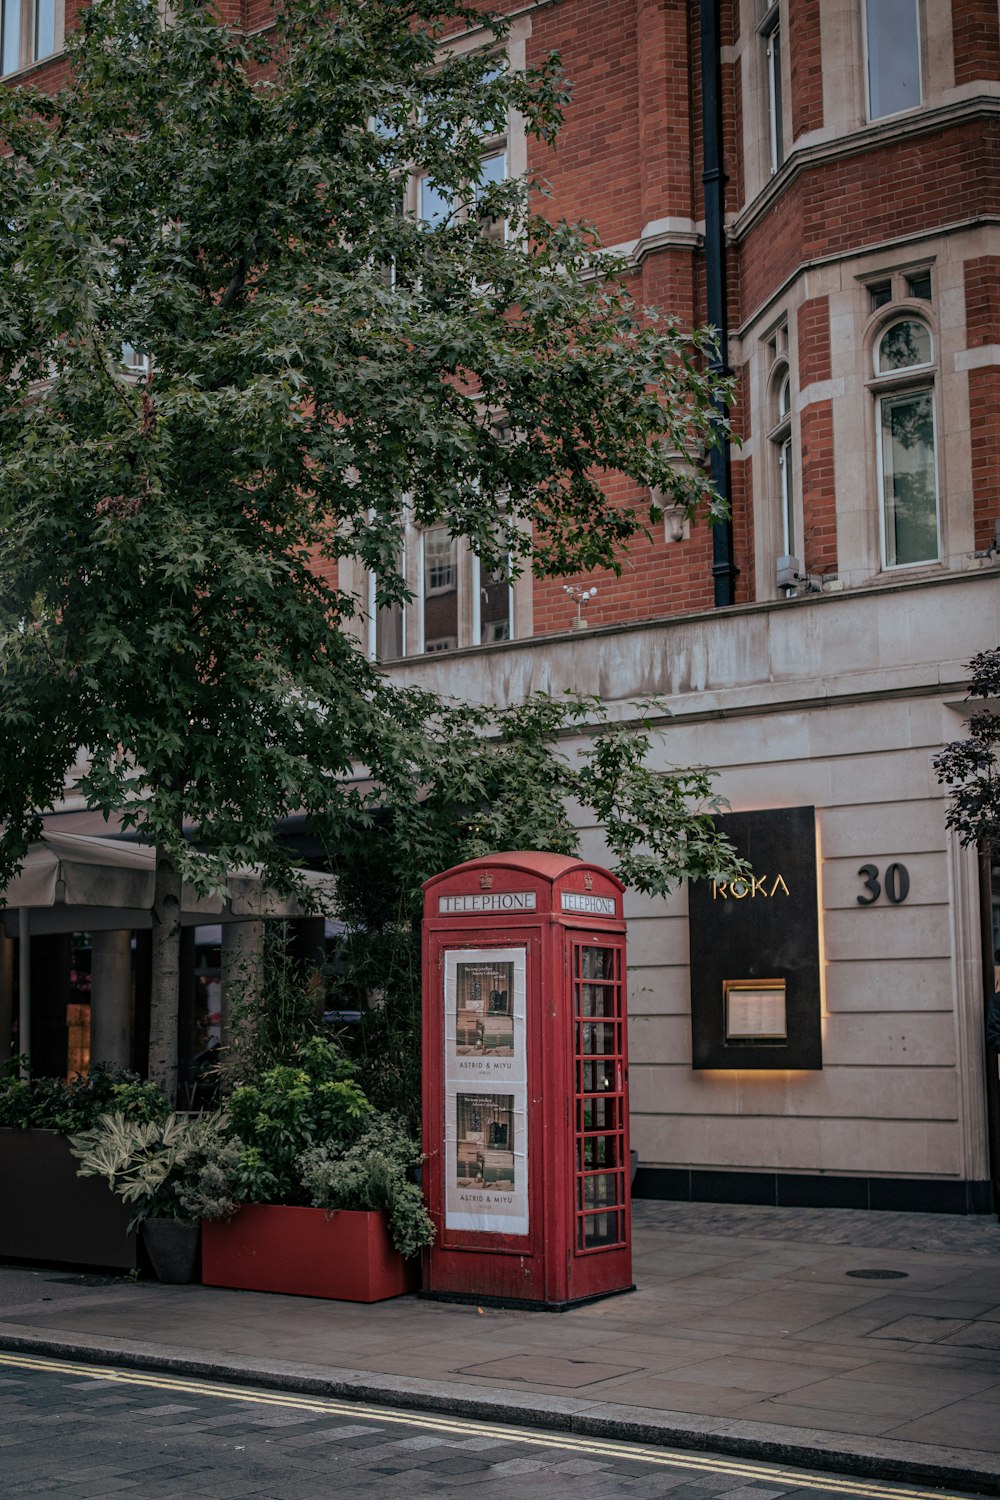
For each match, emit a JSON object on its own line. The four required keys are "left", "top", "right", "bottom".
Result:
{"left": 0, "top": 1128, "right": 136, "bottom": 1271}
{"left": 141, "top": 1219, "right": 201, "bottom": 1284}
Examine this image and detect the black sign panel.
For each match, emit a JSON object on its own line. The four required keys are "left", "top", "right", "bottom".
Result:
{"left": 688, "top": 806, "right": 822, "bottom": 1070}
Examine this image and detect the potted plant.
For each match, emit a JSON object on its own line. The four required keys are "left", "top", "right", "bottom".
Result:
{"left": 0, "top": 1059, "right": 168, "bottom": 1271}
{"left": 70, "top": 1110, "right": 228, "bottom": 1283}
{"left": 189, "top": 1037, "right": 433, "bottom": 1301}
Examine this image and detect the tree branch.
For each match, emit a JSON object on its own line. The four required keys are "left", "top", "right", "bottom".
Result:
{"left": 219, "top": 256, "right": 248, "bottom": 313}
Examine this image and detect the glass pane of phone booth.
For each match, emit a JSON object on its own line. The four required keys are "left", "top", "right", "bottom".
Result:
{"left": 573, "top": 943, "right": 626, "bottom": 1251}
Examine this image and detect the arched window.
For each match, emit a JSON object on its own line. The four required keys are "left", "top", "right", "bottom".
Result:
{"left": 875, "top": 318, "right": 932, "bottom": 375}
{"left": 873, "top": 317, "right": 939, "bottom": 568}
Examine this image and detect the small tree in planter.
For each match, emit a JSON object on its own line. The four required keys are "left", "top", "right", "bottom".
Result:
{"left": 71, "top": 1110, "right": 229, "bottom": 1283}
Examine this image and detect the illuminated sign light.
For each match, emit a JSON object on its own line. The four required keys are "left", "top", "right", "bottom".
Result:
{"left": 439, "top": 892, "right": 538, "bottom": 914}
{"left": 724, "top": 980, "right": 787, "bottom": 1041}
{"left": 560, "top": 892, "right": 616, "bottom": 916}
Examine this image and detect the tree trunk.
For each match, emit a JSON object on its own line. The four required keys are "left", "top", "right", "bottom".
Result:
{"left": 220, "top": 918, "right": 265, "bottom": 1083}
{"left": 148, "top": 842, "right": 182, "bottom": 1102}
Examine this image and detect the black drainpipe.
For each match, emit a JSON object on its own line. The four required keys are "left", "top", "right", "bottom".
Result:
{"left": 700, "top": 0, "right": 738, "bottom": 606}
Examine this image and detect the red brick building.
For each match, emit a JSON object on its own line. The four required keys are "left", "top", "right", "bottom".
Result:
{"left": 5, "top": 1, "right": 1000, "bottom": 1209}
{"left": 376, "top": 0, "right": 1000, "bottom": 1213}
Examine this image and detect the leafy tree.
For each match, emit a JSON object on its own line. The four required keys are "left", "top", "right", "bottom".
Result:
{"left": 934, "top": 648, "right": 1000, "bottom": 854}
{"left": 324, "top": 692, "right": 747, "bottom": 1126}
{"left": 1, "top": 0, "right": 739, "bottom": 1098}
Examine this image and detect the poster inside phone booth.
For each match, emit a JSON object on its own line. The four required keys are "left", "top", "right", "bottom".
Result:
{"left": 421, "top": 852, "right": 633, "bottom": 1310}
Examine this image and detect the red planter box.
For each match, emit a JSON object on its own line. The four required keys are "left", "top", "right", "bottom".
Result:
{"left": 201, "top": 1204, "right": 419, "bottom": 1302}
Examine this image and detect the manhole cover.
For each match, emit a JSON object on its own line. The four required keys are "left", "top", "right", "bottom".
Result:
{"left": 845, "top": 1269, "right": 909, "bottom": 1280}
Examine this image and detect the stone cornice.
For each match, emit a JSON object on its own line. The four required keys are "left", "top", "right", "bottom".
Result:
{"left": 731, "top": 95, "right": 1000, "bottom": 248}
{"left": 734, "top": 214, "right": 1000, "bottom": 340}
{"left": 604, "top": 218, "right": 704, "bottom": 270}
{"left": 385, "top": 568, "right": 1000, "bottom": 734}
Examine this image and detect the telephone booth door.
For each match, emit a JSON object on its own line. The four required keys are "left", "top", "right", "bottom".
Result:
{"left": 573, "top": 938, "right": 630, "bottom": 1258}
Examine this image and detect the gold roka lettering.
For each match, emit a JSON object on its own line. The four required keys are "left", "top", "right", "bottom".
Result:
{"left": 712, "top": 874, "right": 791, "bottom": 900}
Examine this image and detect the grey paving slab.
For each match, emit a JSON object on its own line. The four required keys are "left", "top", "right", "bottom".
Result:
{"left": 745, "top": 1375, "right": 953, "bottom": 1421}
{"left": 593, "top": 1333, "right": 751, "bottom": 1362}
{"left": 726, "top": 1343, "right": 875, "bottom": 1372}
{"left": 941, "top": 1321, "right": 1000, "bottom": 1350}
{"left": 835, "top": 1355, "right": 1000, "bottom": 1395}
{"left": 868, "top": 1315, "right": 975, "bottom": 1343}
{"left": 886, "top": 1396, "right": 1000, "bottom": 1452}
{"left": 720, "top": 1402, "right": 905, "bottom": 1439}
{"left": 632, "top": 1203, "right": 1000, "bottom": 1255}
{"left": 571, "top": 1376, "right": 787, "bottom": 1417}
{"left": 638, "top": 1357, "right": 837, "bottom": 1397}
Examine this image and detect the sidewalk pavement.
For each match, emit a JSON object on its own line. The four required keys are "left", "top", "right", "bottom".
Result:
{"left": 1, "top": 1200, "right": 1000, "bottom": 1494}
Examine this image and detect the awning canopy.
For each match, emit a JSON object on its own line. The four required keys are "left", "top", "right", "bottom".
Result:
{"left": 1, "top": 831, "right": 335, "bottom": 936}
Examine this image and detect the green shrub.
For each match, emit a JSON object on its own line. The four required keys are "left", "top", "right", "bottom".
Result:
{"left": 0, "top": 1058, "right": 168, "bottom": 1132}
{"left": 211, "top": 1034, "right": 371, "bottom": 1207}
{"left": 299, "top": 1114, "right": 434, "bottom": 1260}
{"left": 178, "top": 1036, "right": 432, "bottom": 1258}
{"left": 70, "top": 1110, "right": 229, "bottom": 1231}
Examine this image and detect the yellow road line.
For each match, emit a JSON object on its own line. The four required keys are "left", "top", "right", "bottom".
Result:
{"left": 0, "top": 1350, "right": 978, "bottom": 1500}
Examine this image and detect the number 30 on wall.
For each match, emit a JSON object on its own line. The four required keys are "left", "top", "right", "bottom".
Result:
{"left": 857, "top": 863, "right": 910, "bottom": 906}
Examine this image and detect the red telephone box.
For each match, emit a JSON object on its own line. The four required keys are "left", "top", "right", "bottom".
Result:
{"left": 421, "top": 852, "right": 633, "bottom": 1309}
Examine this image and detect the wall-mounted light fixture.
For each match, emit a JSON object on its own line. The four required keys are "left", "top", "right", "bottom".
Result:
{"left": 776, "top": 554, "right": 821, "bottom": 596}
{"left": 563, "top": 583, "right": 598, "bottom": 630}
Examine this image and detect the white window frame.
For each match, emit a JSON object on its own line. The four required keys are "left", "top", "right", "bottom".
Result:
{"left": 871, "top": 317, "right": 940, "bottom": 571}
{"left": 778, "top": 432, "right": 794, "bottom": 556}
{"left": 764, "top": 345, "right": 796, "bottom": 572}
{"left": 367, "top": 525, "right": 517, "bottom": 660}
{"left": 367, "top": 541, "right": 407, "bottom": 664}
{"left": 120, "top": 344, "right": 151, "bottom": 376}
{"left": 423, "top": 525, "right": 457, "bottom": 596}
{"left": 415, "top": 146, "right": 509, "bottom": 238}
{"left": 412, "top": 54, "right": 511, "bottom": 240}
{"left": 863, "top": 0, "right": 922, "bottom": 122}
{"left": 471, "top": 551, "right": 513, "bottom": 646}
{"left": 475, "top": 148, "right": 508, "bottom": 245}
{"left": 763, "top": 10, "right": 783, "bottom": 175}
{"left": 416, "top": 527, "right": 462, "bottom": 655}
{"left": 875, "top": 384, "right": 940, "bottom": 570}
{"left": 1, "top": 0, "right": 61, "bottom": 77}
